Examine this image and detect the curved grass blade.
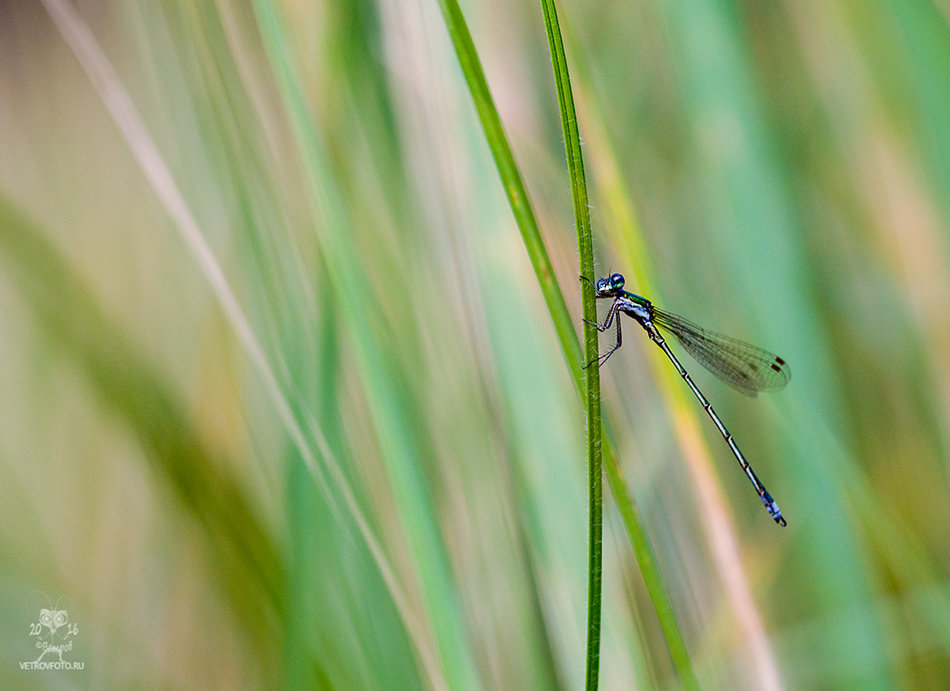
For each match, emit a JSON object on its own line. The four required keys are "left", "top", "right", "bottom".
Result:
{"left": 535, "top": 2, "right": 604, "bottom": 688}
{"left": 0, "top": 195, "right": 286, "bottom": 653}
{"left": 437, "top": 0, "right": 697, "bottom": 687}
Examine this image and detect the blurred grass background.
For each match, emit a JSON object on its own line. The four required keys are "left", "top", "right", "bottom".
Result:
{"left": 1, "top": 0, "right": 949, "bottom": 688}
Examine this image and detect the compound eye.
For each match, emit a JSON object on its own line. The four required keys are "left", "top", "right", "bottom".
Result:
{"left": 595, "top": 278, "right": 609, "bottom": 292}
{"left": 609, "top": 273, "right": 625, "bottom": 289}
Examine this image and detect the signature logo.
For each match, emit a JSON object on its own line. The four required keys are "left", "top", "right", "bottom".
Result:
{"left": 19, "top": 595, "right": 84, "bottom": 671}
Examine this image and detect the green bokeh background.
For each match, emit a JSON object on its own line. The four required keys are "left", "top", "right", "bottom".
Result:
{"left": 2, "top": 1, "right": 949, "bottom": 688}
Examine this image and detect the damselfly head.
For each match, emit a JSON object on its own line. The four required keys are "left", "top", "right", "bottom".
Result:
{"left": 596, "top": 273, "right": 625, "bottom": 295}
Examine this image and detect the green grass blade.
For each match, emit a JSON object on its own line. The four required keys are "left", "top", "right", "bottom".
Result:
{"left": 0, "top": 194, "right": 285, "bottom": 658}
{"left": 538, "top": 3, "right": 699, "bottom": 689}
{"left": 251, "top": 2, "right": 482, "bottom": 687}
{"left": 434, "top": 0, "right": 581, "bottom": 381}
{"left": 437, "top": 0, "right": 699, "bottom": 686}
{"left": 535, "top": 1, "right": 603, "bottom": 687}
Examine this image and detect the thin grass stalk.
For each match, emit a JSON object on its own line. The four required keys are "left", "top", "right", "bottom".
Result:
{"left": 433, "top": 0, "right": 581, "bottom": 380}
{"left": 436, "top": 0, "right": 698, "bottom": 686}
{"left": 537, "top": 4, "right": 698, "bottom": 688}
{"left": 534, "top": 1, "right": 602, "bottom": 686}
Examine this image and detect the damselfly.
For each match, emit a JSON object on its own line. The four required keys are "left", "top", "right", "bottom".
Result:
{"left": 582, "top": 273, "right": 790, "bottom": 526}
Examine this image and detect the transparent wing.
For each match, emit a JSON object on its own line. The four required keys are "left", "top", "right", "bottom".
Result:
{"left": 652, "top": 307, "right": 790, "bottom": 397}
